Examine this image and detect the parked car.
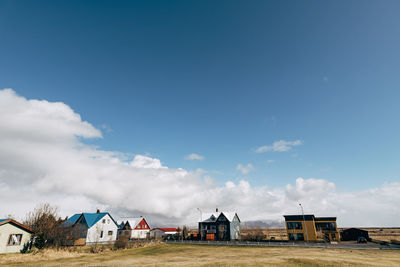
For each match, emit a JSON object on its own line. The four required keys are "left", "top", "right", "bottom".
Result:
{"left": 357, "top": 236, "right": 367, "bottom": 243}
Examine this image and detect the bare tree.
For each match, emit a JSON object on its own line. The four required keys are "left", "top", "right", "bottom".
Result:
{"left": 23, "top": 203, "right": 67, "bottom": 248}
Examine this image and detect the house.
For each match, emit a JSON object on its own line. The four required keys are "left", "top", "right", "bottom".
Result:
{"left": 0, "top": 219, "right": 33, "bottom": 254}
{"left": 340, "top": 228, "right": 370, "bottom": 241}
{"left": 283, "top": 214, "right": 340, "bottom": 242}
{"left": 64, "top": 211, "right": 118, "bottom": 245}
{"left": 198, "top": 210, "right": 241, "bottom": 241}
{"left": 118, "top": 217, "right": 150, "bottom": 239}
{"left": 150, "top": 228, "right": 178, "bottom": 239}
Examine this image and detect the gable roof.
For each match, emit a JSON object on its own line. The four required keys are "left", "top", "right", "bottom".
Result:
{"left": 155, "top": 228, "right": 177, "bottom": 232}
{"left": 200, "top": 212, "right": 239, "bottom": 223}
{"left": 66, "top": 212, "right": 118, "bottom": 228}
{"left": 0, "top": 219, "right": 33, "bottom": 233}
{"left": 123, "top": 217, "right": 149, "bottom": 230}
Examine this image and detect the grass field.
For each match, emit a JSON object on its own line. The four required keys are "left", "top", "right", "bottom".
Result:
{"left": 1, "top": 243, "right": 400, "bottom": 266}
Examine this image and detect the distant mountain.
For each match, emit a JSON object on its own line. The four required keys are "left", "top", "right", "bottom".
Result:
{"left": 241, "top": 220, "right": 285, "bottom": 228}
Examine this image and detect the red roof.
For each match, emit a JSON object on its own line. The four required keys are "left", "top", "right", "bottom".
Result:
{"left": 158, "top": 228, "right": 177, "bottom": 232}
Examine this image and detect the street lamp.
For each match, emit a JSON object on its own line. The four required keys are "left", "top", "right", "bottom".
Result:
{"left": 299, "top": 203, "right": 309, "bottom": 243}
{"left": 197, "top": 208, "right": 202, "bottom": 222}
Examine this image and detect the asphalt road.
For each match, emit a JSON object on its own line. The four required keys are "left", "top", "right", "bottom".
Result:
{"left": 164, "top": 239, "right": 400, "bottom": 250}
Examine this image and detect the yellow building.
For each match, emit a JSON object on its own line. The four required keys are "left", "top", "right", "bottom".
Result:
{"left": 284, "top": 215, "right": 339, "bottom": 242}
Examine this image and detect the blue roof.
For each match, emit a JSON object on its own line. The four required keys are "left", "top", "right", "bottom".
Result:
{"left": 66, "top": 212, "right": 117, "bottom": 228}
{"left": 0, "top": 219, "right": 9, "bottom": 223}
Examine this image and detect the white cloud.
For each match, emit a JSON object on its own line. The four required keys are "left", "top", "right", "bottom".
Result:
{"left": 0, "top": 89, "right": 399, "bottom": 227}
{"left": 131, "top": 155, "right": 166, "bottom": 169}
{"left": 185, "top": 153, "right": 204, "bottom": 161}
{"left": 236, "top": 163, "right": 254, "bottom": 175}
{"left": 256, "top": 140, "right": 302, "bottom": 153}
{"left": 267, "top": 160, "right": 275, "bottom": 163}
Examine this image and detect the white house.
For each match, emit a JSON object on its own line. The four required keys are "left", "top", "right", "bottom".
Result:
{"left": 0, "top": 219, "right": 33, "bottom": 254}
{"left": 65, "top": 211, "right": 118, "bottom": 245}
{"left": 118, "top": 217, "right": 150, "bottom": 239}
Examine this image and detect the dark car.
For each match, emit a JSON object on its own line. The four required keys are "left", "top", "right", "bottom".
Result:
{"left": 357, "top": 236, "right": 367, "bottom": 243}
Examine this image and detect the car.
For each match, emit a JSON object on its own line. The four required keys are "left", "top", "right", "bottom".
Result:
{"left": 357, "top": 236, "right": 367, "bottom": 243}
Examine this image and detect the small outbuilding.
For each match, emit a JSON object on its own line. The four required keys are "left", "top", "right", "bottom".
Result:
{"left": 0, "top": 219, "right": 33, "bottom": 254}
{"left": 340, "top": 228, "right": 370, "bottom": 241}
{"left": 150, "top": 228, "right": 178, "bottom": 239}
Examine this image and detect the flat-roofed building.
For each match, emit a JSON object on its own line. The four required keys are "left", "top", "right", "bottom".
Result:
{"left": 283, "top": 215, "right": 340, "bottom": 242}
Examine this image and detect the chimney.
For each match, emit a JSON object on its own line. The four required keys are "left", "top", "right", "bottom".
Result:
{"left": 216, "top": 208, "right": 218, "bottom": 212}
{"left": 96, "top": 209, "right": 100, "bottom": 213}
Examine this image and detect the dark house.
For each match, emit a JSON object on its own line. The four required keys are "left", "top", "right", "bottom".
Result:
{"left": 340, "top": 228, "right": 370, "bottom": 241}
{"left": 198, "top": 210, "right": 240, "bottom": 241}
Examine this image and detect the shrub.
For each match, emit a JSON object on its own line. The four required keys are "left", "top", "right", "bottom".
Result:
{"left": 24, "top": 203, "right": 67, "bottom": 249}
{"left": 20, "top": 241, "right": 32, "bottom": 254}
{"left": 114, "top": 236, "right": 129, "bottom": 250}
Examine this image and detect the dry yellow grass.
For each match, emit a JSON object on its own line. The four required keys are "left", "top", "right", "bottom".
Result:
{"left": 1, "top": 243, "right": 400, "bottom": 266}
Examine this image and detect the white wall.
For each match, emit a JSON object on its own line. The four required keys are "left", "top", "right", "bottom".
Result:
{"left": 131, "top": 229, "right": 149, "bottom": 239}
{"left": 86, "top": 214, "right": 118, "bottom": 244}
{"left": 0, "top": 223, "right": 31, "bottom": 254}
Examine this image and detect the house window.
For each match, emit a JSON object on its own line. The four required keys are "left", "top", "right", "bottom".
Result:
{"left": 288, "top": 233, "right": 304, "bottom": 241}
{"left": 102, "top": 219, "right": 106, "bottom": 224}
{"left": 107, "top": 219, "right": 110, "bottom": 224}
{"left": 7, "top": 234, "right": 23, "bottom": 246}
{"left": 315, "top": 222, "right": 336, "bottom": 231}
{"left": 100, "top": 231, "right": 104, "bottom": 238}
{"left": 287, "top": 222, "right": 302, "bottom": 230}
{"left": 108, "top": 231, "right": 113, "bottom": 236}
{"left": 296, "top": 233, "right": 304, "bottom": 241}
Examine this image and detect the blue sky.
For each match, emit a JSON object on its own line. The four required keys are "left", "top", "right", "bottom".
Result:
{"left": 1, "top": 0, "right": 400, "bottom": 192}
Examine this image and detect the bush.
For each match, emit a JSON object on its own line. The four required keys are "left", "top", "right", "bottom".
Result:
{"left": 34, "top": 234, "right": 46, "bottom": 249}
{"left": 20, "top": 241, "right": 32, "bottom": 254}
{"left": 114, "top": 236, "right": 129, "bottom": 250}
{"left": 24, "top": 203, "right": 67, "bottom": 249}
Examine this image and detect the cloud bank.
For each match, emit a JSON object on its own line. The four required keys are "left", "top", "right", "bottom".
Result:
{"left": 0, "top": 89, "right": 399, "bottom": 227}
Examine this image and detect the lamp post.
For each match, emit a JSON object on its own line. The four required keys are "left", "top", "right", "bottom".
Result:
{"left": 197, "top": 208, "right": 202, "bottom": 222}
{"left": 299, "top": 203, "right": 309, "bottom": 243}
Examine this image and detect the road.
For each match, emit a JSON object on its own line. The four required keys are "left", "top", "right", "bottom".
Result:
{"left": 165, "top": 239, "right": 400, "bottom": 250}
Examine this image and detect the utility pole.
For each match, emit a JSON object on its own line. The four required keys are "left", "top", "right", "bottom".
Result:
{"left": 299, "top": 203, "right": 309, "bottom": 243}
{"left": 197, "top": 208, "right": 202, "bottom": 221}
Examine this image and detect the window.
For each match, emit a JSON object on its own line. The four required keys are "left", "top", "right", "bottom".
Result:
{"left": 107, "top": 219, "right": 110, "bottom": 224}
{"left": 102, "top": 219, "right": 106, "bottom": 224}
{"left": 108, "top": 231, "right": 113, "bottom": 236}
{"left": 315, "top": 222, "right": 336, "bottom": 231}
{"left": 287, "top": 222, "right": 302, "bottom": 229}
{"left": 100, "top": 231, "right": 104, "bottom": 238}
{"left": 296, "top": 233, "right": 304, "bottom": 241}
{"left": 288, "top": 233, "right": 304, "bottom": 241}
{"left": 8, "top": 234, "right": 23, "bottom": 246}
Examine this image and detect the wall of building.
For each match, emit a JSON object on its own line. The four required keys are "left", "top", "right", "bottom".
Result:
{"left": 131, "top": 229, "right": 149, "bottom": 239}
{"left": 86, "top": 214, "right": 118, "bottom": 244}
{"left": 230, "top": 215, "right": 241, "bottom": 240}
{"left": 286, "top": 219, "right": 339, "bottom": 242}
{"left": 0, "top": 223, "right": 31, "bottom": 254}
